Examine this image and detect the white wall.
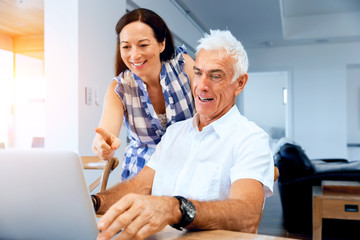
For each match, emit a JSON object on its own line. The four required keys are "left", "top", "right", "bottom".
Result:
{"left": 244, "top": 71, "right": 287, "bottom": 137}
{"left": 77, "top": 0, "right": 126, "bottom": 156}
{"left": 45, "top": 0, "right": 79, "bottom": 151}
{"left": 248, "top": 42, "right": 360, "bottom": 159}
{"left": 45, "top": 0, "right": 126, "bottom": 155}
{"left": 347, "top": 65, "right": 360, "bottom": 161}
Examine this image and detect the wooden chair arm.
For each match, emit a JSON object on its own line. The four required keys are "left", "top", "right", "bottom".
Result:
{"left": 81, "top": 156, "right": 119, "bottom": 192}
{"left": 99, "top": 157, "right": 118, "bottom": 192}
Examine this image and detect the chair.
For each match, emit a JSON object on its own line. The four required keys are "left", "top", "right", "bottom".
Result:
{"left": 274, "top": 141, "right": 360, "bottom": 233}
{"left": 81, "top": 156, "right": 119, "bottom": 192}
{"left": 31, "top": 137, "right": 45, "bottom": 148}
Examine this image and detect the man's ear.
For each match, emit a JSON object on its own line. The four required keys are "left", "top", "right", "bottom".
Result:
{"left": 234, "top": 73, "right": 248, "bottom": 96}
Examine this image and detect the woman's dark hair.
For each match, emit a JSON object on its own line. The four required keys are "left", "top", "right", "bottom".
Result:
{"left": 114, "top": 8, "right": 175, "bottom": 76}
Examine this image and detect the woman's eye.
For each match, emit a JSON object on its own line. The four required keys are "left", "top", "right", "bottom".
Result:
{"left": 140, "top": 44, "right": 149, "bottom": 48}
{"left": 122, "top": 46, "right": 130, "bottom": 49}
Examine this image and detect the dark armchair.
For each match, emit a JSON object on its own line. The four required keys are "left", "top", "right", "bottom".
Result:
{"left": 274, "top": 141, "right": 360, "bottom": 233}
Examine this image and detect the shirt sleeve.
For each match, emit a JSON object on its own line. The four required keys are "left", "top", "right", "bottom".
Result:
{"left": 175, "top": 45, "right": 188, "bottom": 57}
{"left": 170, "top": 46, "right": 188, "bottom": 74}
{"left": 230, "top": 129, "right": 274, "bottom": 197}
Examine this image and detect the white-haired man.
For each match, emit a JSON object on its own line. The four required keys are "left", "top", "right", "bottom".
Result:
{"left": 94, "top": 30, "right": 274, "bottom": 240}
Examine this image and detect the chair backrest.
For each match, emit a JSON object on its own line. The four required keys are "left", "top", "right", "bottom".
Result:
{"left": 81, "top": 156, "right": 119, "bottom": 192}
{"left": 274, "top": 143, "right": 313, "bottom": 183}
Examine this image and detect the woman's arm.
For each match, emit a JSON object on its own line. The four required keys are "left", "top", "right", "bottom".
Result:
{"left": 92, "top": 80, "right": 124, "bottom": 160}
{"left": 183, "top": 53, "right": 195, "bottom": 91}
{"left": 99, "top": 80, "right": 124, "bottom": 133}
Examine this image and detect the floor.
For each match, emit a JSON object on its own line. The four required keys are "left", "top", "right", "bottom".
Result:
{"left": 257, "top": 181, "right": 360, "bottom": 240}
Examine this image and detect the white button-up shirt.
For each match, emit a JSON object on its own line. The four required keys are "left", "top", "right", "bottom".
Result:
{"left": 147, "top": 105, "right": 274, "bottom": 201}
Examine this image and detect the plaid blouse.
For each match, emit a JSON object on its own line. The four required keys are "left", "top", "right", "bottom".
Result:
{"left": 115, "top": 47, "right": 195, "bottom": 180}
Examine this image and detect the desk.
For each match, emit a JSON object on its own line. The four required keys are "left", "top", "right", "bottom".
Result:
{"left": 312, "top": 184, "right": 360, "bottom": 240}
{"left": 147, "top": 226, "right": 298, "bottom": 240}
{"left": 82, "top": 156, "right": 108, "bottom": 169}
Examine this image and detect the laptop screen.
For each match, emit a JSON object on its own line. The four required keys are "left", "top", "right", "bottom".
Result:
{"left": 0, "top": 149, "right": 98, "bottom": 239}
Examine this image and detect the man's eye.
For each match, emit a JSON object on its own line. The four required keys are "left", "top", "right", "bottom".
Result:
{"left": 194, "top": 71, "right": 202, "bottom": 76}
{"left": 211, "top": 75, "right": 222, "bottom": 81}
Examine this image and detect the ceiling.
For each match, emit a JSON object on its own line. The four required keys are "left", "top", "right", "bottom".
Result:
{"left": 0, "top": 0, "right": 43, "bottom": 37}
{"left": 1, "top": 0, "right": 360, "bottom": 50}
{"left": 173, "top": 0, "right": 360, "bottom": 48}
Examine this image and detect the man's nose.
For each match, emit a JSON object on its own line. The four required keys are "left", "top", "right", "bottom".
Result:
{"left": 196, "top": 75, "right": 211, "bottom": 90}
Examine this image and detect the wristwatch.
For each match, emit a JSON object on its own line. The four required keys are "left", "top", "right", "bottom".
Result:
{"left": 171, "top": 196, "right": 196, "bottom": 230}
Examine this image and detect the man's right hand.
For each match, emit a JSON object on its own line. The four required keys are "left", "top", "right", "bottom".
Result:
{"left": 92, "top": 127, "right": 121, "bottom": 160}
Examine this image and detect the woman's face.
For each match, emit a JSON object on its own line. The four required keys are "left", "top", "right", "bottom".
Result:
{"left": 119, "top": 21, "right": 165, "bottom": 81}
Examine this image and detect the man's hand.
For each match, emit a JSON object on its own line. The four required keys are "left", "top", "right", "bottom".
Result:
{"left": 92, "top": 127, "right": 121, "bottom": 160}
{"left": 97, "top": 193, "right": 180, "bottom": 240}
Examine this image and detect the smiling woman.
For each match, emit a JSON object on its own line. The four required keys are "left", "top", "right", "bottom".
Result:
{"left": 92, "top": 8, "right": 196, "bottom": 181}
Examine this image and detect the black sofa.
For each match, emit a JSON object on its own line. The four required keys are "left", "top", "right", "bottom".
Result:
{"left": 274, "top": 141, "right": 360, "bottom": 233}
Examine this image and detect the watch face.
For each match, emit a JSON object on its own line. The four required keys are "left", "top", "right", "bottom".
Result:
{"left": 184, "top": 204, "right": 196, "bottom": 218}
{"left": 181, "top": 198, "right": 196, "bottom": 221}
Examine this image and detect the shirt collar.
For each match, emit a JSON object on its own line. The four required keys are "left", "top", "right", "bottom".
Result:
{"left": 190, "top": 105, "right": 241, "bottom": 137}
{"left": 212, "top": 105, "right": 241, "bottom": 137}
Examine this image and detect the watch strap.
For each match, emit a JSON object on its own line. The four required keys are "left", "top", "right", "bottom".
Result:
{"left": 91, "top": 194, "right": 100, "bottom": 213}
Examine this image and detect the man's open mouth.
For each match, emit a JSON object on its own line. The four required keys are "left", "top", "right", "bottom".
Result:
{"left": 198, "top": 95, "right": 214, "bottom": 102}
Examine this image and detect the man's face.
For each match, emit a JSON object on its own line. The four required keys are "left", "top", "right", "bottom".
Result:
{"left": 193, "top": 49, "right": 247, "bottom": 129}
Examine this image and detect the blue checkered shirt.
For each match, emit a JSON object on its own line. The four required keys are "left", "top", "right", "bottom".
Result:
{"left": 115, "top": 47, "right": 195, "bottom": 180}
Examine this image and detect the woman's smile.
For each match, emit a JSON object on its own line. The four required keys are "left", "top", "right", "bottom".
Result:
{"left": 131, "top": 61, "right": 147, "bottom": 69}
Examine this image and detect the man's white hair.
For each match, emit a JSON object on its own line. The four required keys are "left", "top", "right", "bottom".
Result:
{"left": 195, "top": 30, "right": 248, "bottom": 82}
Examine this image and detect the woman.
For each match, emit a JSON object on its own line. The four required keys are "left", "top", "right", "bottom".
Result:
{"left": 92, "top": 8, "right": 195, "bottom": 180}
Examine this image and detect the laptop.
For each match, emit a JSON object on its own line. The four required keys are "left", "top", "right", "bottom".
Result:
{"left": 0, "top": 149, "right": 99, "bottom": 240}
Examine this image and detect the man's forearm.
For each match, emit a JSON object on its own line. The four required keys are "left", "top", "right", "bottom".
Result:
{"left": 95, "top": 166, "right": 155, "bottom": 215}
{"left": 187, "top": 198, "right": 263, "bottom": 233}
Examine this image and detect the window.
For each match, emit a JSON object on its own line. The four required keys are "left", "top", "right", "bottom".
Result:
{"left": 0, "top": 49, "right": 45, "bottom": 148}
{"left": 0, "top": 49, "right": 14, "bottom": 148}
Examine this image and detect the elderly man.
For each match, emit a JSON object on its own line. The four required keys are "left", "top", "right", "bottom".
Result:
{"left": 93, "top": 30, "right": 274, "bottom": 240}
